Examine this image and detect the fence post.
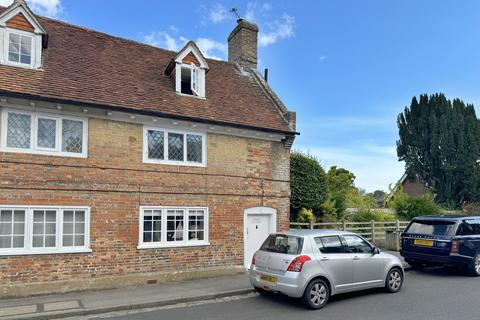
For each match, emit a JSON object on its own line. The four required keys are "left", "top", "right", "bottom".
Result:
{"left": 309, "top": 220, "right": 314, "bottom": 230}
{"left": 342, "top": 220, "right": 347, "bottom": 231}
{"left": 396, "top": 219, "right": 400, "bottom": 232}
{"left": 371, "top": 220, "right": 375, "bottom": 242}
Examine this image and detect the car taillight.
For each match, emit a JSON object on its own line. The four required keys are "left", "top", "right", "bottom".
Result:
{"left": 251, "top": 254, "right": 256, "bottom": 266}
{"left": 287, "top": 255, "right": 311, "bottom": 272}
{"left": 451, "top": 240, "right": 459, "bottom": 254}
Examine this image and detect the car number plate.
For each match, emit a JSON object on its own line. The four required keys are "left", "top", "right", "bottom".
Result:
{"left": 260, "top": 275, "right": 277, "bottom": 284}
{"left": 414, "top": 239, "right": 434, "bottom": 247}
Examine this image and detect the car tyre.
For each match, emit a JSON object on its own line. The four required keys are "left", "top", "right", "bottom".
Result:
{"left": 385, "top": 267, "right": 403, "bottom": 293}
{"left": 468, "top": 252, "right": 480, "bottom": 277}
{"left": 303, "top": 279, "right": 330, "bottom": 310}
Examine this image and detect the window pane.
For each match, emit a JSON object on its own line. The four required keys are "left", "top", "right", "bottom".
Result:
{"left": 63, "top": 235, "right": 73, "bottom": 246}
{"left": 12, "top": 236, "right": 24, "bottom": 248}
{"left": 0, "top": 236, "right": 11, "bottom": 248}
{"left": 20, "top": 36, "right": 32, "bottom": 55}
{"left": 20, "top": 54, "right": 31, "bottom": 65}
{"left": 168, "top": 133, "right": 184, "bottom": 161}
{"left": 14, "top": 210, "right": 25, "bottom": 222}
{"left": 8, "top": 52, "right": 19, "bottom": 62}
{"left": 0, "top": 223, "right": 11, "bottom": 235}
{"left": 74, "top": 235, "right": 84, "bottom": 246}
{"left": 64, "top": 211, "right": 74, "bottom": 222}
{"left": 317, "top": 236, "right": 343, "bottom": 254}
{"left": 32, "top": 210, "right": 57, "bottom": 248}
{"left": 343, "top": 235, "right": 372, "bottom": 254}
{"left": 62, "top": 119, "right": 83, "bottom": 153}
{"left": 143, "top": 232, "right": 152, "bottom": 242}
{"left": 9, "top": 33, "right": 20, "bottom": 44}
{"left": 13, "top": 223, "right": 24, "bottom": 234}
{"left": 186, "top": 134, "right": 202, "bottom": 163}
{"left": 75, "top": 223, "right": 84, "bottom": 233}
{"left": 0, "top": 210, "right": 12, "bottom": 222}
{"left": 63, "top": 222, "right": 73, "bottom": 234}
{"left": 148, "top": 130, "right": 164, "bottom": 160}
{"left": 167, "top": 210, "right": 184, "bottom": 241}
{"left": 7, "top": 113, "right": 31, "bottom": 149}
{"left": 188, "top": 210, "right": 205, "bottom": 241}
{"left": 37, "top": 118, "right": 57, "bottom": 149}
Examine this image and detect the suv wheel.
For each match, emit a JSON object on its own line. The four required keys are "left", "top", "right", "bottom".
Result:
{"left": 385, "top": 267, "right": 403, "bottom": 293}
{"left": 303, "top": 279, "right": 330, "bottom": 309}
{"left": 468, "top": 252, "right": 480, "bottom": 277}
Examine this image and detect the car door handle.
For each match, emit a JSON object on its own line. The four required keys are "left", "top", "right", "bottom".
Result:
{"left": 353, "top": 256, "right": 360, "bottom": 261}
{"left": 320, "top": 257, "right": 329, "bottom": 261}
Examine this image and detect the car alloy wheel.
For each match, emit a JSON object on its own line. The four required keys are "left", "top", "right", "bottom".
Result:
{"left": 385, "top": 268, "right": 403, "bottom": 293}
{"left": 303, "top": 279, "right": 330, "bottom": 309}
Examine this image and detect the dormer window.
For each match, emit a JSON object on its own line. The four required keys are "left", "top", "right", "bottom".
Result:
{"left": 8, "top": 32, "right": 32, "bottom": 65}
{"left": 0, "top": 0, "right": 47, "bottom": 69}
{"left": 165, "top": 41, "right": 209, "bottom": 99}
{"left": 180, "top": 63, "right": 199, "bottom": 95}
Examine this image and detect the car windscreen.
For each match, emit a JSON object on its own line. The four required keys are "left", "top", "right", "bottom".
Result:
{"left": 260, "top": 234, "right": 304, "bottom": 255}
{"left": 405, "top": 220, "right": 456, "bottom": 236}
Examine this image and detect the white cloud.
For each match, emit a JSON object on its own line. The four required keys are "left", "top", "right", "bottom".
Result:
{"left": 143, "top": 29, "right": 227, "bottom": 60}
{"left": 245, "top": 2, "right": 272, "bottom": 21}
{"left": 258, "top": 14, "right": 295, "bottom": 47}
{"left": 208, "top": 3, "right": 228, "bottom": 24}
{"left": 0, "top": 0, "right": 62, "bottom": 17}
{"left": 295, "top": 144, "right": 404, "bottom": 192}
{"left": 196, "top": 37, "right": 227, "bottom": 60}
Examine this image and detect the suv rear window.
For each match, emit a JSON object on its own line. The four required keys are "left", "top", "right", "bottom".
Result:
{"left": 260, "top": 234, "right": 303, "bottom": 254}
{"left": 406, "top": 220, "right": 456, "bottom": 236}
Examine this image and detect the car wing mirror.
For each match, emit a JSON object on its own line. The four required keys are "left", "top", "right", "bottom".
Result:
{"left": 372, "top": 247, "right": 380, "bottom": 255}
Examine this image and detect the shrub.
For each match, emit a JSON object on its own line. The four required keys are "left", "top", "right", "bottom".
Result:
{"left": 351, "top": 209, "right": 396, "bottom": 222}
{"left": 391, "top": 192, "right": 441, "bottom": 220}
{"left": 290, "top": 152, "right": 328, "bottom": 219}
{"left": 296, "top": 208, "right": 315, "bottom": 223}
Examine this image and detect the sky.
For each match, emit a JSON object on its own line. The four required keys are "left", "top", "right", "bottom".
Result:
{"left": 3, "top": 0, "right": 480, "bottom": 192}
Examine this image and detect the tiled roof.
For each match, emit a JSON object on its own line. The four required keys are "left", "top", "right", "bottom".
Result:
{"left": 0, "top": 7, "right": 294, "bottom": 134}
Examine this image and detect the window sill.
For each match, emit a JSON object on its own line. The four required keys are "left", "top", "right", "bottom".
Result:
{"left": 0, "top": 147, "right": 87, "bottom": 158}
{"left": 0, "top": 248, "right": 92, "bottom": 256}
{"left": 137, "top": 242, "right": 210, "bottom": 250}
{"left": 142, "top": 158, "right": 206, "bottom": 167}
{"left": 175, "top": 92, "right": 206, "bottom": 100}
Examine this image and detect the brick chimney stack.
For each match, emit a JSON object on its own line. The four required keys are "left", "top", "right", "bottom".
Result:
{"left": 227, "top": 19, "right": 259, "bottom": 70}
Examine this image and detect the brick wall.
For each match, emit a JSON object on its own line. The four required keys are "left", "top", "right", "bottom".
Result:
{"left": 0, "top": 113, "right": 291, "bottom": 295}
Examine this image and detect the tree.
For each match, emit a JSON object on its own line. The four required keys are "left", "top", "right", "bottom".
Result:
{"left": 390, "top": 188, "right": 441, "bottom": 220}
{"left": 290, "top": 152, "right": 328, "bottom": 218}
{"left": 397, "top": 93, "right": 480, "bottom": 207}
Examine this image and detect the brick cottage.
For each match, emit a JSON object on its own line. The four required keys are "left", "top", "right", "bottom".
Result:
{"left": 0, "top": 0, "right": 296, "bottom": 297}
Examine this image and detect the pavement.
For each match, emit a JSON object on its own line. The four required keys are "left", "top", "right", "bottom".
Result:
{"left": 0, "top": 251, "right": 407, "bottom": 320}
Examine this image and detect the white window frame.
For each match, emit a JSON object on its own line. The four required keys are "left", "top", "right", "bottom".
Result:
{"left": 138, "top": 206, "right": 209, "bottom": 249}
{"left": 0, "top": 108, "right": 88, "bottom": 158}
{"left": 175, "top": 62, "right": 206, "bottom": 99}
{"left": 0, "top": 205, "right": 91, "bottom": 256}
{"left": 6, "top": 29, "right": 33, "bottom": 67}
{"left": 191, "top": 63, "right": 199, "bottom": 96}
{"left": 143, "top": 126, "right": 206, "bottom": 167}
{"left": 2, "top": 28, "right": 42, "bottom": 69}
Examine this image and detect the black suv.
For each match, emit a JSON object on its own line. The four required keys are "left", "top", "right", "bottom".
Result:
{"left": 400, "top": 215, "right": 480, "bottom": 276}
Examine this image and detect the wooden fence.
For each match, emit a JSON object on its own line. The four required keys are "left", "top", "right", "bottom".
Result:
{"left": 290, "top": 220, "right": 410, "bottom": 246}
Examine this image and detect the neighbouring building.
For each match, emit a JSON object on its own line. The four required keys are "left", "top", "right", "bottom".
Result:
{"left": 0, "top": 0, "right": 297, "bottom": 297}
{"left": 387, "top": 173, "right": 432, "bottom": 203}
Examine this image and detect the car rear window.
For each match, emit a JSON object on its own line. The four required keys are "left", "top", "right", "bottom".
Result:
{"left": 260, "top": 234, "right": 303, "bottom": 254}
{"left": 406, "top": 220, "right": 457, "bottom": 236}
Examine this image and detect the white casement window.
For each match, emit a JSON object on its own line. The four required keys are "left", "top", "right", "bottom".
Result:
{"left": 143, "top": 126, "right": 206, "bottom": 166}
{"left": 2, "top": 28, "right": 42, "bottom": 69}
{"left": 138, "top": 206, "right": 209, "bottom": 249}
{"left": 176, "top": 63, "right": 205, "bottom": 98}
{"left": 8, "top": 32, "right": 32, "bottom": 65}
{"left": 0, "top": 108, "right": 88, "bottom": 158}
{"left": 0, "top": 206, "right": 91, "bottom": 256}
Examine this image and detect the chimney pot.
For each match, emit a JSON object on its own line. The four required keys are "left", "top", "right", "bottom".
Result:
{"left": 228, "top": 19, "right": 259, "bottom": 70}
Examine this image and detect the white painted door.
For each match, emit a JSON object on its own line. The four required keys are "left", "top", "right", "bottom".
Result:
{"left": 245, "top": 214, "right": 271, "bottom": 268}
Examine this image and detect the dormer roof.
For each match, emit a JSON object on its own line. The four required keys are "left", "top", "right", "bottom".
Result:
{"left": 0, "top": 0, "right": 47, "bottom": 34}
{"left": 165, "top": 41, "right": 209, "bottom": 75}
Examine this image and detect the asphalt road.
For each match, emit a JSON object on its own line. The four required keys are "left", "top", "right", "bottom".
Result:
{"left": 98, "top": 267, "right": 480, "bottom": 320}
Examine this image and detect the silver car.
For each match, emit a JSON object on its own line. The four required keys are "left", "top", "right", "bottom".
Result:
{"left": 249, "top": 230, "right": 404, "bottom": 309}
